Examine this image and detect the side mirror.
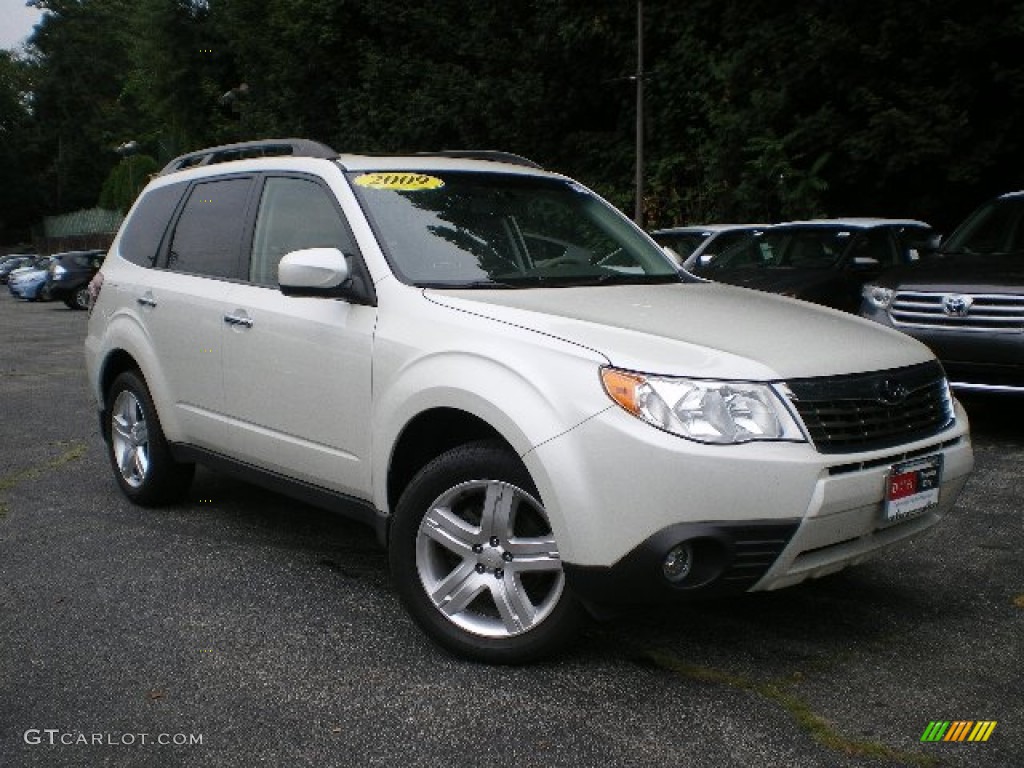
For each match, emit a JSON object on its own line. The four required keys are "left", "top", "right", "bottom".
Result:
{"left": 850, "top": 256, "right": 881, "bottom": 271}
{"left": 919, "top": 233, "right": 943, "bottom": 257}
{"left": 278, "top": 247, "right": 374, "bottom": 305}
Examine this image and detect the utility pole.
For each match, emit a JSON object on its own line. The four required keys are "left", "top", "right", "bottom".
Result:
{"left": 634, "top": 0, "right": 645, "bottom": 226}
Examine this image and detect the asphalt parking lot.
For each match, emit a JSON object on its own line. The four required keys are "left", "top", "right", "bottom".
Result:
{"left": 0, "top": 292, "right": 1020, "bottom": 768}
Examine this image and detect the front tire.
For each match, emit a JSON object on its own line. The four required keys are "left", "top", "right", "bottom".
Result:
{"left": 106, "top": 371, "right": 194, "bottom": 506}
{"left": 389, "top": 440, "right": 583, "bottom": 664}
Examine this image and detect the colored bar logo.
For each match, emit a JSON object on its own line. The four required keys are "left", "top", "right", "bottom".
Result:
{"left": 921, "top": 721, "right": 997, "bottom": 742}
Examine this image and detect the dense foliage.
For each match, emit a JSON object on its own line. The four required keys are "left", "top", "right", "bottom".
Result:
{"left": 2, "top": 0, "right": 1023, "bottom": 243}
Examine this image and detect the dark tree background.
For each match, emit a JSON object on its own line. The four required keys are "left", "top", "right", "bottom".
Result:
{"left": 2, "top": 0, "right": 1023, "bottom": 243}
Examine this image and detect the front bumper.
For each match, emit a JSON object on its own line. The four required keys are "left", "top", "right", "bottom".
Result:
{"left": 526, "top": 399, "right": 973, "bottom": 605}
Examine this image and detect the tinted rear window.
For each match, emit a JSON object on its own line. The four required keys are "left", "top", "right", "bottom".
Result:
{"left": 166, "top": 177, "right": 254, "bottom": 279}
{"left": 119, "top": 183, "right": 187, "bottom": 267}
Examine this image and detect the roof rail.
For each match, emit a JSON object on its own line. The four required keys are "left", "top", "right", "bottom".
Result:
{"left": 411, "top": 150, "right": 543, "bottom": 169}
{"left": 159, "top": 138, "right": 338, "bottom": 175}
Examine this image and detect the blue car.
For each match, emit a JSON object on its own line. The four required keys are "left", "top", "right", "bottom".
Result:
{"left": 8, "top": 257, "right": 54, "bottom": 302}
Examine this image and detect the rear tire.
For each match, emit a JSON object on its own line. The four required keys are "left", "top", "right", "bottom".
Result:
{"left": 389, "top": 440, "right": 584, "bottom": 664}
{"left": 71, "top": 285, "right": 90, "bottom": 310}
{"left": 106, "top": 371, "right": 194, "bottom": 506}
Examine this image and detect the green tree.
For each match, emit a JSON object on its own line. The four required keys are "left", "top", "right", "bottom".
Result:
{"left": 8, "top": 0, "right": 1024, "bottom": 238}
{"left": 24, "top": 0, "right": 139, "bottom": 214}
{"left": 98, "top": 154, "right": 160, "bottom": 212}
{"left": 0, "top": 50, "right": 40, "bottom": 242}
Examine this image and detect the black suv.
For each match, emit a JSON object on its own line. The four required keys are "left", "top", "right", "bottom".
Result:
{"left": 861, "top": 191, "right": 1024, "bottom": 394}
{"left": 46, "top": 250, "right": 106, "bottom": 309}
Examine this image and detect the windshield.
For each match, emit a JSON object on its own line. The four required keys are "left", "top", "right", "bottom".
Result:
{"left": 942, "top": 196, "right": 1024, "bottom": 256}
{"left": 347, "top": 171, "right": 681, "bottom": 287}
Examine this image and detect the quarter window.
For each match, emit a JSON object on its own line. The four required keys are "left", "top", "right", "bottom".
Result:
{"left": 250, "top": 177, "right": 355, "bottom": 286}
{"left": 119, "top": 182, "right": 187, "bottom": 267}
{"left": 166, "top": 177, "right": 254, "bottom": 278}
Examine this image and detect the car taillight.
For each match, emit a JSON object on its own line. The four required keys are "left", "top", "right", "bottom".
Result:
{"left": 87, "top": 272, "right": 104, "bottom": 313}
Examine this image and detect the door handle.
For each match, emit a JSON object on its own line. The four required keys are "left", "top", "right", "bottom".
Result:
{"left": 223, "top": 313, "right": 253, "bottom": 329}
{"left": 137, "top": 293, "right": 157, "bottom": 308}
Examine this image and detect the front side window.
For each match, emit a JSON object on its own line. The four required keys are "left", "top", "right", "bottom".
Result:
{"left": 166, "top": 177, "right": 254, "bottom": 278}
{"left": 250, "top": 177, "right": 356, "bottom": 286}
{"left": 348, "top": 171, "right": 680, "bottom": 287}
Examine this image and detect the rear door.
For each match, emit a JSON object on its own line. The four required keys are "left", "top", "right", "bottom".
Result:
{"left": 135, "top": 175, "right": 256, "bottom": 447}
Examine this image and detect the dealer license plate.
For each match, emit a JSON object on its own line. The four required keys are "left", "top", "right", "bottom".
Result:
{"left": 884, "top": 455, "right": 942, "bottom": 523}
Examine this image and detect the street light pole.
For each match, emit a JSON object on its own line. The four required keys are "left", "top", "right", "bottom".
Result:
{"left": 634, "top": 0, "right": 644, "bottom": 226}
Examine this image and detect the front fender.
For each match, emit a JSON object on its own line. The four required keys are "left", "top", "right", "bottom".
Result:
{"left": 372, "top": 341, "right": 609, "bottom": 555}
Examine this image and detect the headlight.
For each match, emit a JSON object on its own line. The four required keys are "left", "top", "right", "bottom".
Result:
{"left": 862, "top": 284, "right": 894, "bottom": 309}
{"left": 601, "top": 368, "right": 805, "bottom": 445}
{"left": 51, "top": 265, "right": 67, "bottom": 280}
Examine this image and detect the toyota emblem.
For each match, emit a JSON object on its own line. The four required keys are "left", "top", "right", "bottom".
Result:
{"left": 942, "top": 293, "right": 974, "bottom": 317}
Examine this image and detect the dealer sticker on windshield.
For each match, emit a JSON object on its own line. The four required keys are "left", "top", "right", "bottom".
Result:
{"left": 883, "top": 455, "right": 942, "bottom": 523}
{"left": 353, "top": 173, "right": 445, "bottom": 191}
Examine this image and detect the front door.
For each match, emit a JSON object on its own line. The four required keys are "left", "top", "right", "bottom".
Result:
{"left": 219, "top": 175, "right": 376, "bottom": 498}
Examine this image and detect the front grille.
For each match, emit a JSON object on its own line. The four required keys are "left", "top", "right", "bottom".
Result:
{"left": 787, "top": 361, "right": 954, "bottom": 454}
{"left": 890, "top": 291, "right": 1024, "bottom": 333}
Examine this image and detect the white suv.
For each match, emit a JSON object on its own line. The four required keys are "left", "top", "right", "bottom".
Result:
{"left": 85, "top": 139, "right": 974, "bottom": 663}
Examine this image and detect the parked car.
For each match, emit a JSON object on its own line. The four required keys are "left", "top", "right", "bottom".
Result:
{"left": 0, "top": 255, "right": 37, "bottom": 284}
{"left": 46, "top": 249, "right": 106, "bottom": 309}
{"left": 8, "top": 256, "right": 54, "bottom": 302}
{"left": 85, "top": 139, "right": 973, "bottom": 663}
{"left": 861, "top": 191, "right": 1024, "bottom": 394}
{"left": 695, "top": 218, "right": 937, "bottom": 313}
{"left": 650, "top": 224, "right": 767, "bottom": 270}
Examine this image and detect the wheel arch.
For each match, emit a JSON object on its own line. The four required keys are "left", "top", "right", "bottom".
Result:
{"left": 90, "top": 310, "right": 183, "bottom": 441}
{"left": 385, "top": 407, "right": 511, "bottom": 519}
{"left": 96, "top": 349, "right": 143, "bottom": 440}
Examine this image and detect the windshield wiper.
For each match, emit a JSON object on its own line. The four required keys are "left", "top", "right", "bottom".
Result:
{"left": 420, "top": 279, "right": 522, "bottom": 289}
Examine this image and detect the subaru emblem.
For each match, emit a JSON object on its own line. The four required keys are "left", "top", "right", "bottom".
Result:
{"left": 942, "top": 294, "right": 973, "bottom": 317}
{"left": 878, "top": 379, "right": 910, "bottom": 405}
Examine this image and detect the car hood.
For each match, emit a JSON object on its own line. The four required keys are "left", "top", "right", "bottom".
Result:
{"left": 428, "top": 282, "right": 932, "bottom": 380}
{"left": 876, "top": 253, "right": 1024, "bottom": 292}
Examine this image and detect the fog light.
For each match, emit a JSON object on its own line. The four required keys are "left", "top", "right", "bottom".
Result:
{"left": 662, "top": 543, "right": 693, "bottom": 583}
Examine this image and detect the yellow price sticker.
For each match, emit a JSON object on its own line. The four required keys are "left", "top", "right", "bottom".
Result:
{"left": 353, "top": 173, "right": 445, "bottom": 191}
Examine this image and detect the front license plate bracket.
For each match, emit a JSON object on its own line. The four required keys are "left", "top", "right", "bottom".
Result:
{"left": 883, "top": 455, "right": 943, "bottom": 524}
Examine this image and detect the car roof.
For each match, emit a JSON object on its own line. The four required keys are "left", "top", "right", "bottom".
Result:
{"left": 144, "top": 151, "right": 564, "bottom": 196}
{"left": 54, "top": 249, "right": 105, "bottom": 258}
{"left": 334, "top": 153, "right": 556, "bottom": 176}
{"left": 774, "top": 217, "right": 932, "bottom": 229}
{"left": 157, "top": 139, "right": 552, "bottom": 179}
{"left": 651, "top": 224, "right": 767, "bottom": 235}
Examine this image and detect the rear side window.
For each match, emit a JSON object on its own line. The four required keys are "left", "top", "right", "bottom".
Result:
{"left": 166, "top": 177, "right": 254, "bottom": 279}
{"left": 118, "top": 183, "right": 186, "bottom": 267}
